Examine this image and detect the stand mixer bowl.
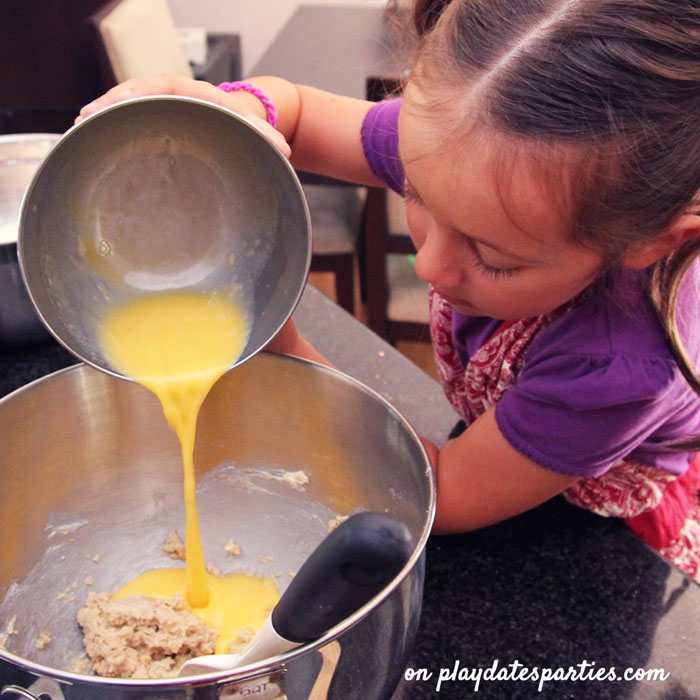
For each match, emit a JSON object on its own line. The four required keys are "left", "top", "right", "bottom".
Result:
{"left": 0, "top": 354, "right": 435, "bottom": 699}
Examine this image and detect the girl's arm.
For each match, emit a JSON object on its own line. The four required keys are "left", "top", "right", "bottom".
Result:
{"left": 264, "top": 317, "right": 334, "bottom": 368}
{"left": 77, "top": 75, "right": 384, "bottom": 187}
{"left": 268, "top": 322, "right": 578, "bottom": 534}
{"left": 426, "top": 408, "right": 578, "bottom": 533}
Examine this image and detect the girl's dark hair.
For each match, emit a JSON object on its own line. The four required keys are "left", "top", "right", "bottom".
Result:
{"left": 413, "top": 0, "right": 452, "bottom": 34}
{"left": 410, "top": 0, "right": 700, "bottom": 446}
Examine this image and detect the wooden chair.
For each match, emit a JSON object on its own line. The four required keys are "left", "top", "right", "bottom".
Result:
{"left": 361, "top": 76, "right": 430, "bottom": 344}
{"left": 304, "top": 184, "right": 364, "bottom": 316}
{"left": 90, "top": 0, "right": 193, "bottom": 86}
{"left": 363, "top": 186, "right": 430, "bottom": 342}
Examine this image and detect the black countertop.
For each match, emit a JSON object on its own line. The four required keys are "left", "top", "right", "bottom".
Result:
{"left": 2, "top": 286, "right": 699, "bottom": 700}
{"left": 396, "top": 504, "right": 700, "bottom": 700}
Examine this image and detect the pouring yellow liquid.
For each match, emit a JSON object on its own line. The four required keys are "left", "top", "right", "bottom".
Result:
{"left": 98, "top": 291, "right": 279, "bottom": 653}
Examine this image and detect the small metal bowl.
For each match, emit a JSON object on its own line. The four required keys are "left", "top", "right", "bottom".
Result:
{"left": 0, "top": 133, "right": 60, "bottom": 347}
{"left": 18, "top": 96, "right": 311, "bottom": 376}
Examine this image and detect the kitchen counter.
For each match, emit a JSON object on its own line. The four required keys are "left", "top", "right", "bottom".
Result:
{"left": 2, "top": 285, "right": 699, "bottom": 699}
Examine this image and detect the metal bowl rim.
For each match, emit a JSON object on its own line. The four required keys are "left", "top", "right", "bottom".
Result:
{"left": 0, "top": 133, "right": 62, "bottom": 252}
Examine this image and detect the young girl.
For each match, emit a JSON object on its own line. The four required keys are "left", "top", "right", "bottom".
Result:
{"left": 79, "top": 0, "right": 700, "bottom": 577}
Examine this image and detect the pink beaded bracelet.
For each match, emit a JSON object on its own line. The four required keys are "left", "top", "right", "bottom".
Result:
{"left": 217, "top": 81, "right": 278, "bottom": 129}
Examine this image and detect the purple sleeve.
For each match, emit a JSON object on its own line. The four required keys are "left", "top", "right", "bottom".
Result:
{"left": 360, "top": 99, "right": 405, "bottom": 195}
{"left": 495, "top": 353, "right": 690, "bottom": 477}
{"left": 494, "top": 313, "right": 699, "bottom": 478}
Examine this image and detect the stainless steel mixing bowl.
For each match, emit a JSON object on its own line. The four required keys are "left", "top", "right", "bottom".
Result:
{"left": 0, "top": 353, "right": 435, "bottom": 700}
{"left": 0, "top": 133, "right": 60, "bottom": 346}
{"left": 17, "top": 96, "right": 311, "bottom": 376}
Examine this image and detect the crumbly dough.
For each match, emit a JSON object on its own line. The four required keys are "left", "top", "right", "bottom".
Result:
{"left": 0, "top": 615, "right": 18, "bottom": 649}
{"left": 328, "top": 514, "right": 349, "bottom": 533}
{"left": 77, "top": 592, "right": 217, "bottom": 678}
{"left": 163, "top": 530, "right": 186, "bottom": 561}
{"left": 36, "top": 629, "right": 51, "bottom": 650}
{"left": 72, "top": 655, "right": 92, "bottom": 674}
{"left": 230, "top": 625, "right": 255, "bottom": 654}
{"left": 281, "top": 470, "right": 309, "bottom": 489}
{"left": 224, "top": 539, "right": 241, "bottom": 556}
{"left": 206, "top": 562, "right": 221, "bottom": 576}
{"left": 237, "top": 477, "right": 261, "bottom": 492}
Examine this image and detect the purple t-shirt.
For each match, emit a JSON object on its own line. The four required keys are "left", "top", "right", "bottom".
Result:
{"left": 361, "top": 98, "right": 700, "bottom": 478}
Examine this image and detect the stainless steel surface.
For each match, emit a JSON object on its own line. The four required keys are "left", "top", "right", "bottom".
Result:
{"left": 1, "top": 686, "right": 43, "bottom": 699}
{"left": 0, "top": 134, "right": 60, "bottom": 346}
{"left": 18, "top": 96, "right": 311, "bottom": 377}
{"left": 0, "top": 353, "right": 434, "bottom": 699}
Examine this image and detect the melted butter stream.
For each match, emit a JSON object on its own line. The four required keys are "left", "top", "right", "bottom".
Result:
{"left": 98, "top": 291, "right": 279, "bottom": 654}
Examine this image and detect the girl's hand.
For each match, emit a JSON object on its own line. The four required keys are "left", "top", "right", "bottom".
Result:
{"left": 264, "top": 317, "right": 303, "bottom": 356}
{"left": 75, "top": 75, "right": 291, "bottom": 158}
{"left": 265, "top": 317, "right": 335, "bottom": 369}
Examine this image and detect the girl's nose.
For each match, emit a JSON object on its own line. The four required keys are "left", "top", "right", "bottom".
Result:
{"left": 413, "top": 231, "right": 463, "bottom": 290}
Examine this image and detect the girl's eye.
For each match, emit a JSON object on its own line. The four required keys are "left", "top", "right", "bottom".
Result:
{"left": 473, "top": 257, "right": 517, "bottom": 279}
{"left": 404, "top": 184, "right": 423, "bottom": 206}
{"left": 403, "top": 182, "right": 519, "bottom": 279}
{"left": 468, "top": 240, "right": 519, "bottom": 280}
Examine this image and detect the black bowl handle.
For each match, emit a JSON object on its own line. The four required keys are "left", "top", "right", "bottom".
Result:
{"left": 271, "top": 511, "right": 414, "bottom": 644}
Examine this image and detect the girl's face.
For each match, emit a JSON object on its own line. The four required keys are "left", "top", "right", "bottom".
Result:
{"left": 397, "top": 91, "right": 605, "bottom": 319}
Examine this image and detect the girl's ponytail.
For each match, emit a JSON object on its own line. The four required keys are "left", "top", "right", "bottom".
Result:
{"left": 649, "top": 229, "right": 700, "bottom": 451}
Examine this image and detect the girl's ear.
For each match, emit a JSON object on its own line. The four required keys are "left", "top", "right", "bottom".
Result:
{"left": 622, "top": 213, "right": 700, "bottom": 269}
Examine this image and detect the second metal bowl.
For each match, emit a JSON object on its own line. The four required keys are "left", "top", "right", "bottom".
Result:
{"left": 18, "top": 96, "right": 311, "bottom": 376}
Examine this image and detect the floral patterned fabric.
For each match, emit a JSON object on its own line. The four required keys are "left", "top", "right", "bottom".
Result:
{"left": 429, "top": 287, "right": 700, "bottom": 579}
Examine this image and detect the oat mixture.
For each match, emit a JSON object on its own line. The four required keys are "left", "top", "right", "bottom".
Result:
{"left": 77, "top": 592, "right": 217, "bottom": 678}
